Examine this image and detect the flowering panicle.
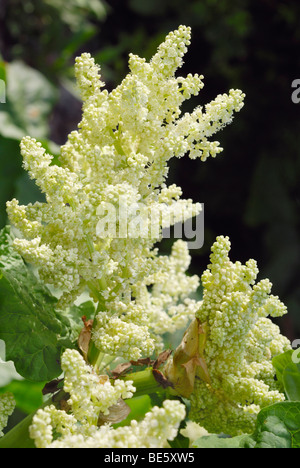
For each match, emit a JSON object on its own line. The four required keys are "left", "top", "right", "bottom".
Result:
{"left": 2, "top": 24, "right": 292, "bottom": 448}
{"left": 6, "top": 25, "right": 244, "bottom": 360}
{"left": 61, "top": 349, "right": 135, "bottom": 425}
{"left": 137, "top": 240, "right": 201, "bottom": 347}
{"left": 189, "top": 236, "right": 290, "bottom": 435}
{"left": 30, "top": 399, "right": 185, "bottom": 449}
{"left": 29, "top": 349, "right": 185, "bottom": 448}
{"left": 92, "top": 239, "right": 201, "bottom": 359}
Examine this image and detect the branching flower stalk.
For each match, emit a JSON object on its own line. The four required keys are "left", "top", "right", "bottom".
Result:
{"left": 0, "top": 25, "right": 290, "bottom": 447}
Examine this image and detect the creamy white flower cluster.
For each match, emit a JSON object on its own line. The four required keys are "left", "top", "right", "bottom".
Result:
{"left": 30, "top": 399, "right": 185, "bottom": 449}
{"left": 62, "top": 349, "right": 135, "bottom": 425}
{"left": 92, "top": 239, "right": 201, "bottom": 357}
{"left": 189, "top": 236, "right": 290, "bottom": 436}
{"left": 0, "top": 392, "right": 15, "bottom": 437}
{"left": 6, "top": 25, "right": 244, "bottom": 360}
{"left": 136, "top": 239, "right": 201, "bottom": 349}
{"left": 29, "top": 349, "right": 185, "bottom": 448}
{"left": 92, "top": 303, "right": 154, "bottom": 361}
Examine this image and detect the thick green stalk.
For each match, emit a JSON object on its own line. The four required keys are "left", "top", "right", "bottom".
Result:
{"left": 0, "top": 398, "right": 52, "bottom": 449}
{"left": 123, "top": 367, "right": 165, "bottom": 398}
{"left": 87, "top": 299, "right": 105, "bottom": 367}
{"left": 0, "top": 413, "right": 35, "bottom": 448}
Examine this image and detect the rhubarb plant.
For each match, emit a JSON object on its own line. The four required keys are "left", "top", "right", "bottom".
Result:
{"left": 0, "top": 25, "right": 295, "bottom": 449}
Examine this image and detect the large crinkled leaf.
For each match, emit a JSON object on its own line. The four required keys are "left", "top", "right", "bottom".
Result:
{"left": 0, "top": 226, "right": 72, "bottom": 381}
{"left": 242, "top": 402, "right": 300, "bottom": 448}
{"left": 272, "top": 350, "right": 295, "bottom": 386}
{"left": 273, "top": 349, "right": 300, "bottom": 401}
{"left": 282, "top": 366, "right": 300, "bottom": 402}
{"left": 193, "top": 402, "right": 300, "bottom": 448}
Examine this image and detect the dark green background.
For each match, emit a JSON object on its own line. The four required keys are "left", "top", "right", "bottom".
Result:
{"left": 0, "top": 0, "right": 299, "bottom": 340}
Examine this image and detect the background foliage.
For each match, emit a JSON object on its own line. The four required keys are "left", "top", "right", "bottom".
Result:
{"left": 0, "top": 0, "right": 299, "bottom": 421}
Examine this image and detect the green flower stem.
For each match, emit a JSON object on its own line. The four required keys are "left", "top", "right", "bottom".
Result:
{"left": 0, "top": 398, "right": 52, "bottom": 449}
{"left": 86, "top": 289, "right": 107, "bottom": 368}
{"left": 98, "top": 355, "right": 116, "bottom": 374}
{"left": 87, "top": 300, "right": 102, "bottom": 367}
{"left": 0, "top": 413, "right": 35, "bottom": 448}
{"left": 93, "top": 351, "right": 105, "bottom": 372}
{"left": 108, "top": 127, "right": 125, "bottom": 156}
{"left": 123, "top": 367, "right": 165, "bottom": 398}
{"left": 85, "top": 233, "right": 95, "bottom": 258}
{"left": 87, "top": 280, "right": 102, "bottom": 302}
{"left": 87, "top": 321, "right": 100, "bottom": 367}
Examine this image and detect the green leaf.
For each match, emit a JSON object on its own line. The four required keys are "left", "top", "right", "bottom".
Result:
{"left": 192, "top": 433, "right": 246, "bottom": 448}
{"left": 0, "top": 226, "right": 72, "bottom": 381}
{"left": 242, "top": 402, "right": 300, "bottom": 448}
{"left": 66, "top": 300, "right": 96, "bottom": 341}
{"left": 283, "top": 364, "right": 300, "bottom": 401}
{"left": 273, "top": 349, "right": 300, "bottom": 401}
{"left": 0, "top": 60, "right": 58, "bottom": 141}
{"left": 168, "top": 432, "right": 190, "bottom": 448}
{"left": 193, "top": 402, "right": 300, "bottom": 448}
{"left": 272, "top": 349, "right": 295, "bottom": 386}
{"left": 43, "top": 0, "right": 106, "bottom": 28}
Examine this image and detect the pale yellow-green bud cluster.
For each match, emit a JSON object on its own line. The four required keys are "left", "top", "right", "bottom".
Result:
{"left": 189, "top": 236, "right": 290, "bottom": 436}
{"left": 0, "top": 392, "right": 15, "bottom": 437}
{"left": 92, "top": 304, "right": 155, "bottom": 361}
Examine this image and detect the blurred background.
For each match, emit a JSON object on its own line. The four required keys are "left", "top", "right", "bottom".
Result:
{"left": 0, "top": 0, "right": 299, "bottom": 347}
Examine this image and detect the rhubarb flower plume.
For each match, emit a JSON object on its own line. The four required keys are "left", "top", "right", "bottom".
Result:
{"left": 189, "top": 236, "right": 290, "bottom": 435}
{"left": 7, "top": 25, "right": 245, "bottom": 360}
